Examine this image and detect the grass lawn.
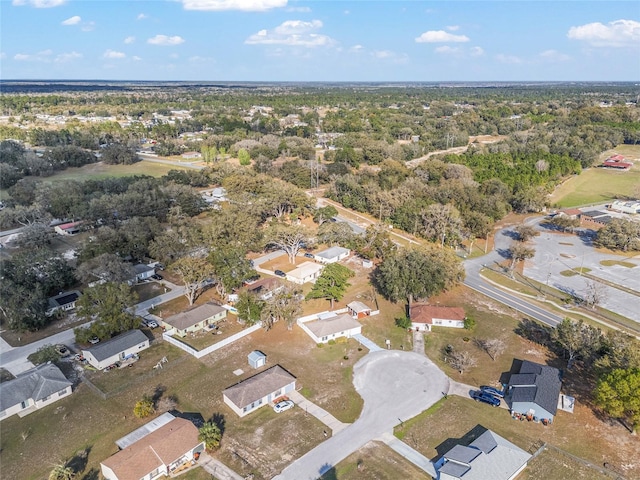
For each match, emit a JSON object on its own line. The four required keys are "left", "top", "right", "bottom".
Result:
{"left": 36, "top": 160, "right": 189, "bottom": 182}
{"left": 132, "top": 281, "right": 166, "bottom": 303}
{"left": 521, "top": 447, "right": 613, "bottom": 480}
{"left": 320, "top": 441, "right": 432, "bottom": 480}
{"left": 550, "top": 145, "right": 640, "bottom": 207}
{"left": 600, "top": 259, "right": 637, "bottom": 268}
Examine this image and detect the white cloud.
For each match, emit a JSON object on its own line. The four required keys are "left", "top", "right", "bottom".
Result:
{"left": 446, "top": 25, "right": 460, "bottom": 31}
{"left": 0, "top": 52, "right": 6, "bottom": 60}
{"left": 61, "top": 15, "right": 81, "bottom": 25}
{"left": 538, "top": 49, "right": 570, "bottom": 62}
{"left": 189, "top": 55, "right": 215, "bottom": 63}
{"left": 245, "top": 19, "right": 336, "bottom": 47}
{"left": 124, "top": 36, "right": 136, "bottom": 44}
{"left": 567, "top": 19, "right": 640, "bottom": 47}
{"left": 81, "top": 21, "right": 95, "bottom": 32}
{"left": 349, "top": 44, "right": 364, "bottom": 53}
{"left": 169, "top": 53, "right": 179, "bottom": 59}
{"left": 371, "top": 50, "right": 409, "bottom": 64}
{"left": 12, "top": 0, "right": 66, "bottom": 7}
{"left": 181, "top": 0, "right": 287, "bottom": 11}
{"left": 469, "top": 46, "right": 484, "bottom": 57}
{"left": 434, "top": 45, "right": 460, "bottom": 54}
{"left": 55, "top": 51, "right": 82, "bottom": 62}
{"left": 495, "top": 53, "right": 523, "bottom": 64}
{"left": 286, "top": 6, "right": 310, "bottom": 12}
{"left": 103, "top": 49, "right": 126, "bottom": 59}
{"left": 14, "top": 49, "right": 52, "bottom": 61}
{"left": 132, "top": 56, "right": 142, "bottom": 61}
{"left": 137, "top": 13, "right": 148, "bottom": 20}
{"left": 148, "top": 35, "right": 185, "bottom": 46}
{"left": 415, "top": 30, "right": 470, "bottom": 43}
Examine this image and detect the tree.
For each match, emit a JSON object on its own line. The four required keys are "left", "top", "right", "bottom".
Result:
{"left": 74, "top": 282, "right": 139, "bottom": 341}
{"left": 235, "top": 291, "right": 265, "bottom": 325}
{"left": 357, "top": 223, "right": 396, "bottom": 261}
{"left": 395, "top": 316, "right": 411, "bottom": 329}
{"left": 595, "top": 368, "right": 640, "bottom": 435}
{"left": 583, "top": 280, "right": 607, "bottom": 309}
{"left": 133, "top": 396, "right": 155, "bottom": 419}
{"left": 28, "top": 344, "right": 61, "bottom": 365}
{"left": 548, "top": 215, "right": 580, "bottom": 233}
{"left": 208, "top": 247, "right": 256, "bottom": 298}
{"left": 199, "top": 421, "right": 222, "bottom": 451}
{"left": 237, "top": 148, "right": 251, "bottom": 165}
{"left": 449, "top": 350, "right": 477, "bottom": 374}
{"left": 313, "top": 205, "right": 338, "bottom": 225}
{"left": 552, "top": 318, "right": 602, "bottom": 369}
{"left": 596, "top": 331, "right": 640, "bottom": 371}
{"left": 261, "top": 284, "right": 302, "bottom": 330}
{"left": 375, "top": 246, "right": 465, "bottom": 305}
{"left": 172, "top": 256, "right": 215, "bottom": 305}
{"left": 49, "top": 464, "right": 75, "bottom": 480}
{"left": 513, "top": 224, "right": 539, "bottom": 242}
{"left": 595, "top": 218, "right": 640, "bottom": 251}
{"left": 306, "top": 263, "right": 354, "bottom": 309}
{"left": 101, "top": 143, "right": 138, "bottom": 165}
{"left": 76, "top": 253, "right": 136, "bottom": 285}
{"left": 317, "top": 221, "right": 356, "bottom": 247}
{"left": 420, "top": 203, "right": 462, "bottom": 247}
{"left": 475, "top": 338, "right": 506, "bottom": 361}
{"left": 508, "top": 242, "right": 535, "bottom": 273}
{"left": 264, "top": 223, "right": 311, "bottom": 265}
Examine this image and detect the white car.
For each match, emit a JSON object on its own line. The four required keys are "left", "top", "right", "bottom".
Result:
{"left": 273, "top": 400, "right": 294, "bottom": 413}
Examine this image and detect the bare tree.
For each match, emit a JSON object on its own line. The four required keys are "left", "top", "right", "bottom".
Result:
{"left": 264, "top": 223, "right": 311, "bottom": 265}
{"left": 475, "top": 338, "right": 506, "bottom": 361}
{"left": 449, "top": 350, "right": 477, "bottom": 374}
{"left": 583, "top": 280, "right": 607, "bottom": 310}
{"left": 171, "top": 256, "right": 215, "bottom": 305}
{"left": 508, "top": 243, "right": 535, "bottom": 273}
{"left": 513, "top": 224, "right": 539, "bottom": 242}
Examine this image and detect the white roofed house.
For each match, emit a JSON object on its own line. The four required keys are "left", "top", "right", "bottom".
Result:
{"left": 298, "top": 312, "right": 362, "bottom": 344}
{"left": 223, "top": 365, "right": 296, "bottom": 417}
{"left": 286, "top": 261, "right": 324, "bottom": 285}
{"left": 82, "top": 330, "right": 150, "bottom": 370}
{"left": 314, "top": 246, "right": 350, "bottom": 264}
{"left": 347, "top": 300, "right": 372, "bottom": 319}
{"left": 0, "top": 363, "right": 72, "bottom": 421}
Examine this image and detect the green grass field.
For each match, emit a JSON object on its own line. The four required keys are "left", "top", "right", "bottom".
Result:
{"left": 550, "top": 145, "right": 640, "bottom": 207}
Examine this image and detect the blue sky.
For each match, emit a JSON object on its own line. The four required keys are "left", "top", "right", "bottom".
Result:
{"left": 1, "top": 0, "right": 638, "bottom": 81}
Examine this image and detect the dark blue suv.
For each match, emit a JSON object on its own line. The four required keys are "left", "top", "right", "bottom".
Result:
{"left": 470, "top": 390, "right": 501, "bottom": 407}
{"left": 480, "top": 385, "right": 505, "bottom": 398}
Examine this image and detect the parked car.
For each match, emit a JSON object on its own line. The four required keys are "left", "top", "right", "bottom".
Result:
{"left": 303, "top": 252, "right": 315, "bottom": 258}
{"left": 274, "top": 269, "right": 286, "bottom": 278}
{"left": 55, "top": 344, "right": 70, "bottom": 357}
{"left": 470, "top": 390, "right": 501, "bottom": 407}
{"left": 480, "top": 385, "right": 505, "bottom": 398}
{"left": 151, "top": 274, "right": 163, "bottom": 281}
{"left": 88, "top": 336, "right": 100, "bottom": 345}
{"left": 273, "top": 400, "right": 295, "bottom": 413}
{"left": 146, "top": 319, "right": 159, "bottom": 329}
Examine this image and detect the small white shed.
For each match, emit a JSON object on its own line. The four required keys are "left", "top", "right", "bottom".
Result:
{"left": 248, "top": 350, "right": 267, "bottom": 369}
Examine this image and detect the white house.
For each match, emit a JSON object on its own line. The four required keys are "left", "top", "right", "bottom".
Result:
{"left": 434, "top": 428, "right": 531, "bottom": 480}
{"left": 298, "top": 312, "right": 362, "bottom": 344}
{"left": 286, "top": 261, "right": 324, "bottom": 285}
{"left": 82, "top": 330, "right": 150, "bottom": 370}
{"left": 54, "top": 221, "right": 81, "bottom": 236}
{"left": 0, "top": 363, "right": 72, "bottom": 421}
{"left": 314, "top": 246, "right": 350, "bottom": 264}
{"left": 101, "top": 416, "right": 205, "bottom": 480}
{"left": 223, "top": 365, "right": 296, "bottom": 417}
{"left": 610, "top": 200, "right": 640, "bottom": 214}
{"left": 181, "top": 151, "right": 202, "bottom": 159}
{"left": 46, "top": 290, "right": 81, "bottom": 317}
{"left": 132, "top": 264, "right": 155, "bottom": 283}
{"left": 161, "top": 302, "right": 227, "bottom": 338}
{"left": 245, "top": 277, "right": 284, "bottom": 300}
{"left": 347, "top": 300, "right": 373, "bottom": 319}
{"left": 409, "top": 304, "right": 466, "bottom": 332}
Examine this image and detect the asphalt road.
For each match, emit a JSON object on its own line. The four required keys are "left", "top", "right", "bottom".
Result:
{"left": 273, "top": 350, "right": 447, "bottom": 480}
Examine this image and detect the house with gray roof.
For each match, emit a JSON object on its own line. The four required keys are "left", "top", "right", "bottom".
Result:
{"left": 82, "top": 330, "right": 150, "bottom": 370}
{"left": 506, "top": 359, "right": 562, "bottom": 423}
{"left": 161, "top": 302, "right": 227, "bottom": 337}
{"left": 434, "top": 428, "right": 531, "bottom": 480}
{"left": 314, "top": 246, "right": 350, "bottom": 264}
{"left": 0, "top": 363, "right": 72, "bottom": 421}
{"left": 298, "top": 312, "right": 362, "bottom": 344}
{"left": 223, "top": 365, "right": 296, "bottom": 417}
{"left": 46, "top": 290, "right": 81, "bottom": 317}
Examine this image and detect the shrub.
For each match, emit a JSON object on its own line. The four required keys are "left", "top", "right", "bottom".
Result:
{"left": 328, "top": 339, "right": 336, "bottom": 345}
{"left": 395, "top": 316, "right": 412, "bottom": 329}
{"left": 464, "top": 316, "right": 476, "bottom": 330}
{"left": 133, "top": 396, "right": 155, "bottom": 419}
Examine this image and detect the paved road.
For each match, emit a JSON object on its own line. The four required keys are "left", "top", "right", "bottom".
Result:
{"left": 273, "top": 350, "right": 448, "bottom": 480}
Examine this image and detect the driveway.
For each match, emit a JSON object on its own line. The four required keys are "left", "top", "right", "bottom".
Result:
{"left": 273, "top": 350, "right": 448, "bottom": 480}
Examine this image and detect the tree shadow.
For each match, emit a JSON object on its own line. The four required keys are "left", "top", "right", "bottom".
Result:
{"left": 318, "top": 463, "right": 337, "bottom": 480}
{"left": 501, "top": 229, "right": 519, "bottom": 240}
{"left": 67, "top": 446, "right": 92, "bottom": 475}
{"left": 172, "top": 410, "right": 205, "bottom": 428}
{"left": 152, "top": 384, "right": 166, "bottom": 405}
{"left": 209, "top": 412, "right": 226, "bottom": 435}
{"left": 513, "top": 318, "right": 553, "bottom": 349}
{"left": 80, "top": 467, "right": 99, "bottom": 480}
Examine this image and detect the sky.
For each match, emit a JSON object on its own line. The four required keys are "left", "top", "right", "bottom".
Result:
{"left": 0, "top": 0, "right": 639, "bottom": 82}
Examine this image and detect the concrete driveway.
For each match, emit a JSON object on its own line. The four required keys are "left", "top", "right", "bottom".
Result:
{"left": 273, "top": 350, "right": 448, "bottom": 480}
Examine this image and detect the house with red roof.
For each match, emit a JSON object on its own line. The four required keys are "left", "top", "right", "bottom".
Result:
{"left": 601, "top": 155, "right": 632, "bottom": 170}
{"left": 409, "top": 304, "right": 466, "bottom": 332}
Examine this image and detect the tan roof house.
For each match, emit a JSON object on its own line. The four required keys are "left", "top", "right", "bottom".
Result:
{"left": 223, "top": 365, "right": 296, "bottom": 417}
{"left": 286, "top": 261, "right": 324, "bottom": 284}
{"left": 101, "top": 417, "right": 204, "bottom": 480}
{"left": 162, "top": 302, "right": 227, "bottom": 337}
{"left": 409, "top": 304, "right": 466, "bottom": 332}
{"left": 298, "top": 312, "right": 362, "bottom": 344}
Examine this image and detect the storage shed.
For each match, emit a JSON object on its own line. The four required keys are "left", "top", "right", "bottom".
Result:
{"left": 248, "top": 350, "right": 267, "bottom": 369}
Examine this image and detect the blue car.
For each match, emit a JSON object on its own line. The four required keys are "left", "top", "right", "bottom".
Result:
{"left": 470, "top": 390, "right": 501, "bottom": 407}
{"left": 480, "top": 385, "right": 505, "bottom": 398}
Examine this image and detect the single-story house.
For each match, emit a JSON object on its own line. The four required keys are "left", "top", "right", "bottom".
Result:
{"left": 82, "top": 330, "right": 150, "bottom": 370}
{"left": 409, "top": 304, "right": 466, "bottom": 332}
{"left": 181, "top": 151, "right": 202, "bottom": 159}
{"left": 223, "top": 365, "right": 296, "bottom": 417}
{"left": 434, "top": 428, "right": 531, "bottom": 480}
{"left": 610, "top": 200, "right": 640, "bottom": 214}
{"left": 347, "top": 300, "right": 372, "bottom": 319}
{"left": 601, "top": 157, "right": 632, "bottom": 170}
{"left": 286, "top": 261, "right": 324, "bottom": 285}
{"left": 132, "top": 264, "right": 155, "bottom": 283}
{"left": 245, "top": 277, "right": 284, "bottom": 300}
{"left": 54, "top": 221, "right": 81, "bottom": 236}
{"left": 101, "top": 416, "right": 204, "bottom": 480}
{"left": 299, "top": 312, "right": 362, "bottom": 344}
{"left": 0, "top": 363, "right": 72, "bottom": 421}
{"left": 46, "top": 290, "right": 81, "bottom": 317}
{"left": 161, "top": 302, "right": 227, "bottom": 337}
{"left": 314, "top": 246, "right": 350, "bottom": 264}
{"left": 506, "top": 359, "right": 562, "bottom": 423}
{"left": 580, "top": 210, "right": 613, "bottom": 226}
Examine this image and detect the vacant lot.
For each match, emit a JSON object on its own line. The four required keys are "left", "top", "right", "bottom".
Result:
{"left": 550, "top": 145, "right": 640, "bottom": 207}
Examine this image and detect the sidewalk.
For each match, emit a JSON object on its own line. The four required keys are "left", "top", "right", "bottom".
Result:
{"left": 288, "top": 390, "right": 350, "bottom": 435}
{"left": 352, "top": 333, "right": 383, "bottom": 352}
{"left": 377, "top": 431, "right": 437, "bottom": 478}
{"left": 198, "top": 452, "right": 244, "bottom": 480}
